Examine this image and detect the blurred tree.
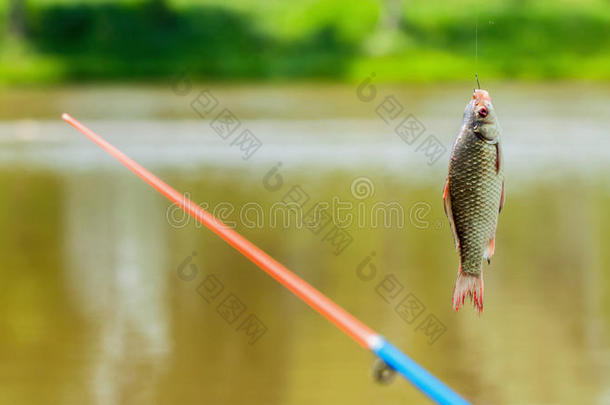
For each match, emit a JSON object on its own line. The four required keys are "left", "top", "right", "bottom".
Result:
{"left": 379, "top": 0, "right": 402, "bottom": 31}
{"left": 363, "top": 0, "right": 408, "bottom": 55}
{"left": 7, "top": 0, "right": 26, "bottom": 38}
{"left": 145, "top": 0, "right": 172, "bottom": 23}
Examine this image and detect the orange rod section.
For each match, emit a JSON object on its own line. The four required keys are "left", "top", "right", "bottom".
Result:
{"left": 62, "top": 113, "right": 377, "bottom": 348}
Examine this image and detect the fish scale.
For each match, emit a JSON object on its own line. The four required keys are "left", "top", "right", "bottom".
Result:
{"left": 449, "top": 132, "right": 502, "bottom": 274}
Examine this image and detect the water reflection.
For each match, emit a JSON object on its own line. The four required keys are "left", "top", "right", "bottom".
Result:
{"left": 64, "top": 174, "right": 169, "bottom": 404}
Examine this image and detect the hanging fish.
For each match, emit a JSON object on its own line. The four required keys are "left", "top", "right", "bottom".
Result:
{"left": 443, "top": 89, "right": 505, "bottom": 313}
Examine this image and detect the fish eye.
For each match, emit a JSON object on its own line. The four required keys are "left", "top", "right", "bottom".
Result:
{"left": 479, "top": 107, "right": 488, "bottom": 118}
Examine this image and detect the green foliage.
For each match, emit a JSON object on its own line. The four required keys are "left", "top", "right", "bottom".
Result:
{"left": 0, "top": 0, "right": 609, "bottom": 83}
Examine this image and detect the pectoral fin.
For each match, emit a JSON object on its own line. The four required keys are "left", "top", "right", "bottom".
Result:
{"left": 443, "top": 178, "right": 459, "bottom": 250}
{"left": 495, "top": 142, "right": 502, "bottom": 174}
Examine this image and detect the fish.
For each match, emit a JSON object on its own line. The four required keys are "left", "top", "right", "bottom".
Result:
{"left": 443, "top": 89, "right": 505, "bottom": 313}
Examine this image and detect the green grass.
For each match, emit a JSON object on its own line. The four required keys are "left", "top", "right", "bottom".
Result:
{"left": 0, "top": 0, "right": 609, "bottom": 83}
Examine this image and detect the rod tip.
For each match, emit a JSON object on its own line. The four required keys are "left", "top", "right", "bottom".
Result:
{"left": 61, "top": 113, "right": 71, "bottom": 122}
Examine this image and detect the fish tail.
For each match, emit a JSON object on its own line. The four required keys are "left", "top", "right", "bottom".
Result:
{"left": 452, "top": 268, "right": 484, "bottom": 314}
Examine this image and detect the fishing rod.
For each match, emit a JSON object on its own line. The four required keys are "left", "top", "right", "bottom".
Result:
{"left": 62, "top": 113, "right": 470, "bottom": 405}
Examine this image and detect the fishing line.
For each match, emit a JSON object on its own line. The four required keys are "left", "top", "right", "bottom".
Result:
{"left": 62, "top": 113, "right": 470, "bottom": 405}
{"left": 475, "top": 2, "right": 479, "bottom": 72}
{"left": 475, "top": 21, "right": 478, "bottom": 70}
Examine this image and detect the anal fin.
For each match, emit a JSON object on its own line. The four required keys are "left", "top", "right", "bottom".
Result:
{"left": 483, "top": 236, "right": 495, "bottom": 264}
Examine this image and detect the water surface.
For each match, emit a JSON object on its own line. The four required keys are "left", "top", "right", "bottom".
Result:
{"left": 0, "top": 83, "right": 609, "bottom": 405}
